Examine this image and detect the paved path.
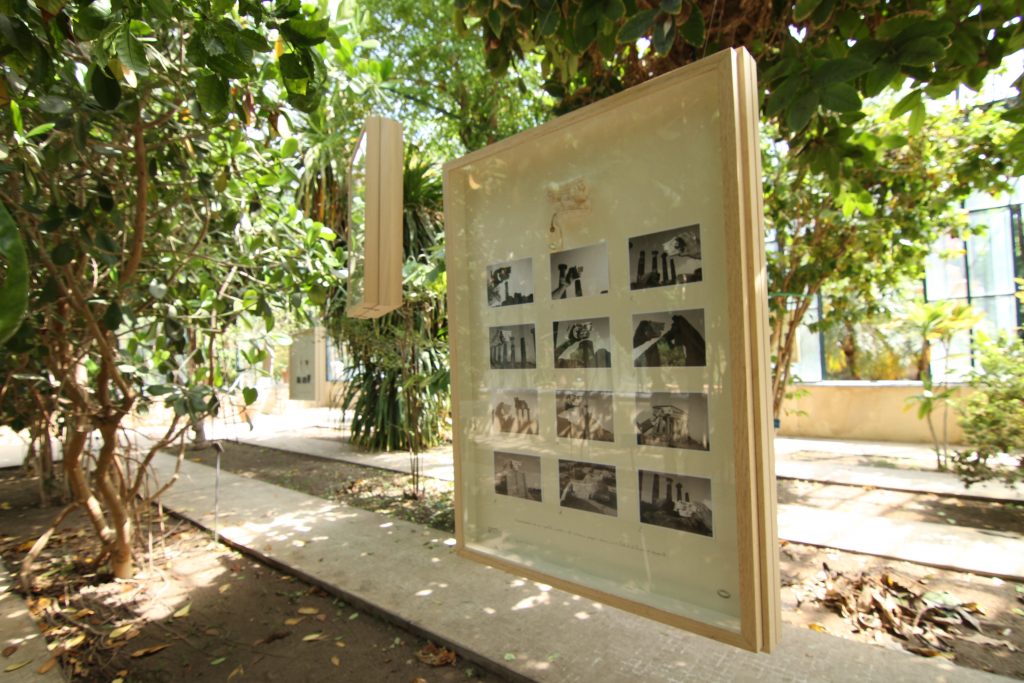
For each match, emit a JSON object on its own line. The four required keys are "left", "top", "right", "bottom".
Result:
{"left": 148, "top": 453, "right": 1013, "bottom": 683}
{"left": 0, "top": 559, "right": 65, "bottom": 682}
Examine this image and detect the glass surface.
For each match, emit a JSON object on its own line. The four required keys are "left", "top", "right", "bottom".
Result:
{"left": 925, "top": 234, "right": 968, "bottom": 301}
{"left": 967, "top": 208, "right": 1015, "bottom": 297}
{"left": 445, "top": 62, "right": 754, "bottom": 634}
{"left": 347, "top": 132, "right": 368, "bottom": 311}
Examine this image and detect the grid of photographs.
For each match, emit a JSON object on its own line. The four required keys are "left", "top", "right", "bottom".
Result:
{"left": 485, "top": 226, "right": 710, "bottom": 524}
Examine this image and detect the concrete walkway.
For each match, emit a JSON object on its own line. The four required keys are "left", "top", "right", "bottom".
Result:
{"left": 147, "top": 453, "right": 1012, "bottom": 683}
{"left": 0, "top": 559, "right": 64, "bottom": 682}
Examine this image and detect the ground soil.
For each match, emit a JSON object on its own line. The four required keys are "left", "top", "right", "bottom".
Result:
{"left": 0, "top": 468, "right": 487, "bottom": 683}
{"left": 3, "top": 440, "right": 1023, "bottom": 680}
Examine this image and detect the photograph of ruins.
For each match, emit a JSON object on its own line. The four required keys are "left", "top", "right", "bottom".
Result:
{"left": 555, "top": 390, "right": 614, "bottom": 442}
{"left": 489, "top": 324, "right": 537, "bottom": 369}
{"left": 632, "top": 309, "right": 706, "bottom": 367}
{"left": 487, "top": 256, "right": 534, "bottom": 307}
{"left": 549, "top": 242, "right": 610, "bottom": 299}
{"left": 628, "top": 224, "right": 702, "bottom": 290}
{"left": 552, "top": 317, "right": 612, "bottom": 368}
{"left": 558, "top": 460, "right": 617, "bottom": 516}
{"left": 490, "top": 389, "right": 539, "bottom": 435}
{"left": 634, "top": 392, "right": 710, "bottom": 450}
{"left": 494, "top": 451, "right": 542, "bottom": 502}
{"left": 638, "top": 470, "right": 713, "bottom": 537}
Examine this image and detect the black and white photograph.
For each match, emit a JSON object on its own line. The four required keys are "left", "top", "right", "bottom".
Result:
{"left": 632, "top": 309, "right": 706, "bottom": 367}
{"left": 638, "top": 470, "right": 712, "bottom": 537}
{"left": 634, "top": 392, "right": 710, "bottom": 451}
{"left": 489, "top": 324, "right": 537, "bottom": 369}
{"left": 490, "top": 389, "right": 539, "bottom": 435}
{"left": 494, "top": 451, "right": 542, "bottom": 502}
{"left": 555, "top": 390, "right": 614, "bottom": 442}
{"left": 549, "top": 242, "right": 609, "bottom": 299}
{"left": 628, "top": 224, "right": 702, "bottom": 290}
{"left": 558, "top": 460, "right": 617, "bottom": 516}
{"left": 552, "top": 317, "right": 611, "bottom": 368}
{"left": 487, "top": 257, "right": 534, "bottom": 307}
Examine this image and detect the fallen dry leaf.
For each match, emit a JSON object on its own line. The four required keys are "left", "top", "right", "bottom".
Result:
{"left": 808, "top": 623, "right": 828, "bottom": 633}
{"left": 298, "top": 607, "right": 319, "bottom": 615}
{"left": 131, "top": 644, "right": 171, "bottom": 658}
{"left": 173, "top": 604, "right": 191, "bottom": 619}
{"left": 254, "top": 631, "right": 290, "bottom": 646}
{"left": 218, "top": 584, "right": 231, "bottom": 594}
{"left": 331, "top": 656, "right": 340, "bottom": 667}
{"left": 64, "top": 633, "right": 85, "bottom": 650}
{"left": 74, "top": 608, "right": 95, "bottom": 619}
{"left": 417, "top": 642, "right": 457, "bottom": 667}
{"left": 959, "top": 632, "right": 1018, "bottom": 651}
{"left": 108, "top": 625, "right": 133, "bottom": 640}
{"left": 284, "top": 617, "right": 303, "bottom": 626}
{"left": 228, "top": 664, "right": 245, "bottom": 680}
{"left": 36, "top": 657, "right": 58, "bottom": 674}
{"left": 3, "top": 660, "right": 32, "bottom": 672}
{"left": 302, "top": 632, "right": 324, "bottom": 642}
{"left": 1, "top": 644, "right": 17, "bottom": 657}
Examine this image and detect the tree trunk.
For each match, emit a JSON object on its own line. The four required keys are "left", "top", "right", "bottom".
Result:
{"left": 842, "top": 323, "right": 859, "bottom": 379}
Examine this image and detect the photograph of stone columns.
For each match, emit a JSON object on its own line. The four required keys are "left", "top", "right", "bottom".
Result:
{"left": 634, "top": 392, "right": 710, "bottom": 451}
{"left": 632, "top": 308, "right": 706, "bottom": 367}
{"left": 558, "top": 460, "right": 617, "bottom": 516}
{"left": 628, "top": 224, "right": 702, "bottom": 290}
{"left": 555, "top": 390, "right": 614, "bottom": 442}
{"left": 488, "top": 324, "right": 537, "bottom": 369}
{"left": 552, "top": 317, "right": 612, "bottom": 368}
{"left": 637, "top": 470, "right": 713, "bottom": 537}
{"left": 490, "top": 389, "right": 539, "bottom": 435}
{"left": 487, "top": 256, "right": 534, "bottom": 307}
{"left": 549, "top": 242, "right": 609, "bottom": 299}
{"left": 494, "top": 451, "right": 542, "bottom": 502}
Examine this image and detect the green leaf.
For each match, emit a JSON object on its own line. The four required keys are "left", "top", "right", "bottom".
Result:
{"left": 90, "top": 65, "right": 121, "bottom": 109}
{"left": 659, "top": 0, "right": 682, "bottom": 14}
{"left": 280, "top": 137, "right": 299, "bottom": 157}
{"left": 76, "top": 3, "right": 111, "bottom": 40}
{"left": 889, "top": 89, "right": 922, "bottom": 119}
{"left": 786, "top": 91, "right": 818, "bottom": 131}
{"left": 820, "top": 83, "right": 861, "bottom": 112}
{"left": 793, "top": 0, "right": 822, "bottom": 22}
{"left": 811, "top": 57, "right": 872, "bottom": 87}
{"left": 897, "top": 36, "right": 945, "bottom": 67}
{"left": 651, "top": 15, "right": 676, "bottom": 55}
{"left": 102, "top": 301, "right": 123, "bottom": 332}
{"left": 537, "top": 4, "right": 559, "bottom": 37}
{"left": 0, "top": 203, "right": 28, "bottom": 345}
{"left": 9, "top": 100, "right": 22, "bottom": 136}
{"left": 616, "top": 8, "right": 656, "bottom": 44}
{"left": 680, "top": 8, "right": 703, "bottom": 47}
{"left": 117, "top": 28, "right": 149, "bottom": 75}
{"left": 907, "top": 101, "right": 926, "bottom": 134}
{"left": 25, "top": 123, "right": 55, "bottom": 138}
{"left": 197, "top": 74, "right": 229, "bottom": 114}
{"left": 863, "top": 61, "right": 900, "bottom": 97}
{"left": 51, "top": 241, "right": 77, "bottom": 266}
{"left": 145, "top": 0, "right": 174, "bottom": 21}
{"left": 242, "top": 386, "right": 258, "bottom": 405}
{"left": 280, "top": 18, "right": 329, "bottom": 47}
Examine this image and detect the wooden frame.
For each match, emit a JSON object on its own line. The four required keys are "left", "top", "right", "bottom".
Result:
{"left": 443, "top": 48, "right": 778, "bottom": 653}
{"left": 346, "top": 116, "right": 403, "bottom": 319}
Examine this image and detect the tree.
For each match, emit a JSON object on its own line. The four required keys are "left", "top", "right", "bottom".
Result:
{"left": 453, "top": 0, "right": 1023, "bottom": 414}
{"left": 0, "top": 0, "right": 344, "bottom": 580}
{"left": 765, "top": 102, "right": 1015, "bottom": 414}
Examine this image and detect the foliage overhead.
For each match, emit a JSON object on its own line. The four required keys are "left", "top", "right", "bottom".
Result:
{"left": 453, "top": 0, "right": 1024, "bottom": 168}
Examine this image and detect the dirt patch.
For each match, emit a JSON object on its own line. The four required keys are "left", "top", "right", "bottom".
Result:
{"left": 781, "top": 542, "right": 1024, "bottom": 679}
{"left": 0, "top": 470, "right": 487, "bottom": 683}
